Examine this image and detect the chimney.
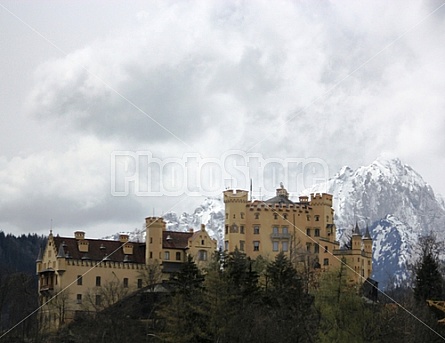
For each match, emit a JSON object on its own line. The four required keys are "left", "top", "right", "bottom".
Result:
{"left": 201, "top": 224, "right": 205, "bottom": 231}
{"left": 123, "top": 242, "right": 133, "bottom": 255}
{"left": 74, "top": 231, "right": 85, "bottom": 240}
{"left": 78, "top": 239, "right": 89, "bottom": 253}
{"left": 119, "top": 234, "right": 129, "bottom": 243}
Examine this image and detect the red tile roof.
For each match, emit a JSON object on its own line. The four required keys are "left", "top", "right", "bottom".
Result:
{"left": 162, "top": 231, "right": 193, "bottom": 249}
{"left": 53, "top": 236, "right": 146, "bottom": 264}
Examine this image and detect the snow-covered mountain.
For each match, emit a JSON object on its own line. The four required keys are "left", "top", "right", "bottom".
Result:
{"left": 305, "top": 157, "right": 445, "bottom": 289}
{"left": 105, "top": 157, "right": 445, "bottom": 290}
{"left": 162, "top": 197, "right": 225, "bottom": 246}
{"left": 103, "top": 197, "right": 225, "bottom": 247}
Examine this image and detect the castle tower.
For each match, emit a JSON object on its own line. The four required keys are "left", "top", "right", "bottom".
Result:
{"left": 145, "top": 217, "right": 166, "bottom": 264}
{"left": 363, "top": 226, "right": 373, "bottom": 278}
{"left": 363, "top": 226, "right": 372, "bottom": 256}
{"left": 223, "top": 189, "right": 248, "bottom": 252}
{"left": 309, "top": 193, "right": 335, "bottom": 242}
{"left": 351, "top": 222, "right": 362, "bottom": 253}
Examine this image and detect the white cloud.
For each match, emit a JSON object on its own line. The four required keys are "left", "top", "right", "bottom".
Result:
{"left": 2, "top": 0, "right": 445, "bottom": 235}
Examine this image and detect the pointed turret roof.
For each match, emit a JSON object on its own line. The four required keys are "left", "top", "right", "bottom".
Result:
{"left": 57, "top": 243, "right": 66, "bottom": 258}
{"left": 353, "top": 222, "right": 361, "bottom": 235}
{"left": 36, "top": 247, "right": 43, "bottom": 262}
{"left": 364, "top": 226, "right": 372, "bottom": 239}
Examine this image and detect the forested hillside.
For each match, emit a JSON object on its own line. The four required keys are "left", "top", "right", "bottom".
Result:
{"left": 0, "top": 231, "right": 46, "bottom": 274}
{"left": 0, "top": 231, "right": 46, "bottom": 340}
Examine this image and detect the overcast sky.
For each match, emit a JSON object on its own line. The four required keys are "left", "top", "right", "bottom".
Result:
{"left": 1, "top": 0, "right": 445, "bottom": 238}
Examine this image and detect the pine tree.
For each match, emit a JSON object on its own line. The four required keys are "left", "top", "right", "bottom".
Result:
{"left": 224, "top": 247, "right": 259, "bottom": 298}
{"left": 160, "top": 255, "right": 207, "bottom": 343}
{"left": 261, "top": 252, "right": 316, "bottom": 342}
{"left": 414, "top": 234, "right": 443, "bottom": 302}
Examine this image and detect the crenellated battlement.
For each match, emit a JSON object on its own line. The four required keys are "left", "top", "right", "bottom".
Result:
{"left": 223, "top": 189, "right": 249, "bottom": 203}
{"left": 309, "top": 193, "right": 333, "bottom": 206}
{"left": 145, "top": 217, "right": 166, "bottom": 229}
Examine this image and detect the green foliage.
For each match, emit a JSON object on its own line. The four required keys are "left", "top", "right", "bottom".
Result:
{"left": 315, "top": 265, "right": 381, "bottom": 343}
{"left": 160, "top": 255, "right": 207, "bottom": 343}
{"left": 170, "top": 254, "right": 204, "bottom": 296}
{"left": 224, "top": 247, "right": 259, "bottom": 299}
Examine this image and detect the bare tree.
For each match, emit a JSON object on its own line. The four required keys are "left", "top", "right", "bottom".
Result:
{"left": 139, "top": 260, "right": 163, "bottom": 291}
{"left": 83, "top": 279, "right": 129, "bottom": 312}
{"left": 45, "top": 287, "right": 72, "bottom": 328}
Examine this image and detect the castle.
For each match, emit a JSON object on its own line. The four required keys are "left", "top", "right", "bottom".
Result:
{"left": 223, "top": 185, "right": 373, "bottom": 284}
{"left": 37, "top": 185, "right": 373, "bottom": 330}
{"left": 36, "top": 217, "right": 216, "bottom": 330}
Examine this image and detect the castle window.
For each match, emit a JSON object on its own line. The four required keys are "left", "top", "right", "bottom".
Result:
{"left": 253, "top": 226, "right": 260, "bottom": 234}
{"left": 76, "top": 294, "right": 82, "bottom": 304}
{"left": 282, "top": 241, "right": 288, "bottom": 252}
{"left": 283, "top": 213, "right": 287, "bottom": 220}
{"left": 150, "top": 237, "right": 153, "bottom": 244}
{"left": 314, "top": 228, "right": 320, "bottom": 237}
{"left": 306, "top": 228, "right": 311, "bottom": 236}
{"left": 230, "top": 224, "right": 238, "bottom": 233}
{"left": 96, "top": 276, "right": 101, "bottom": 287}
{"left": 240, "top": 226, "right": 245, "bottom": 234}
{"left": 240, "top": 212, "right": 244, "bottom": 219}
{"left": 77, "top": 275, "right": 82, "bottom": 286}
{"left": 274, "top": 213, "right": 278, "bottom": 220}
{"left": 224, "top": 241, "right": 229, "bottom": 251}
{"left": 123, "top": 278, "right": 129, "bottom": 288}
{"left": 176, "top": 252, "right": 181, "bottom": 261}
{"left": 164, "top": 251, "right": 170, "bottom": 260}
{"left": 324, "top": 246, "right": 328, "bottom": 253}
{"left": 323, "top": 258, "right": 329, "bottom": 266}
{"left": 233, "top": 214, "right": 236, "bottom": 219}
{"left": 226, "top": 213, "right": 228, "bottom": 219}
{"left": 95, "top": 295, "right": 102, "bottom": 306}
{"left": 315, "top": 215, "right": 320, "bottom": 221}
{"left": 149, "top": 252, "right": 153, "bottom": 259}
{"left": 273, "top": 226, "right": 279, "bottom": 234}
{"left": 282, "top": 227, "right": 288, "bottom": 234}
{"left": 306, "top": 243, "right": 311, "bottom": 252}
{"left": 198, "top": 250, "right": 208, "bottom": 261}
{"left": 137, "top": 279, "right": 143, "bottom": 289}
{"left": 306, "top": 215, "right": 310, "bottom": 221}
{"left": 240, "top": 240, "right": 245, "bottom": 251}
{"left": 225, "top": 225, "right": 229, "bottom": 234}
{"left": 253, "top": 241, "right": 260, "bottom": 251}
{"left": 201, "top": 240, "right": 205, "bottom": 245}
{"left": 254, "top": 213, "right": 260, "bottom": 220}
{"left": 273, "top": 241, "right": 279, "bottom": 252}
{"left": 314, "top": 244, "right": 320, "bottom": 254}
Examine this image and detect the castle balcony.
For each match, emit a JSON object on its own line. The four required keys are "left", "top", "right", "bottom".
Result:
{"left": 39, "top": 284, "right": 54, "bottom": 293}
{"left": 270, "top": 232, "right": 291, "bottom": 240}
{"left": 39, "top": 268, "right": 55, "bottom": 295}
